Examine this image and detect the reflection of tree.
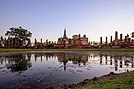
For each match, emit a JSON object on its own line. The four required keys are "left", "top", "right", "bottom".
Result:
{"left": 7, "top": 59, "right": 31, "bottom": 72}
{"left": 1, "top": 52, "right": 134, "bottom": 72}
{"left": 4, "top": 54, "right": 32, "bottom": 73}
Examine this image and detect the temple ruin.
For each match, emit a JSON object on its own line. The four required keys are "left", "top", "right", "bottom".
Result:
{"left": 54, "top": 28, "right": 90, "bottom": 48}
{"left": 99, "top": 31, "right": 134, "bottom": 48}
{"left": 0, "top": 29, "right": 134, "bottom": 49}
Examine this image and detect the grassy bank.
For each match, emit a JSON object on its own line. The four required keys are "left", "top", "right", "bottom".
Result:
{"left": 0, "top": 48, "right": 134, "bottom": 52}
{"left": 68, "top": 71, "right": 134, "bottom": 89}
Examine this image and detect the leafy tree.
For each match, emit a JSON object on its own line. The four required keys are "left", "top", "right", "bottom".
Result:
{"left": 5, "top": 27, "right": 32, "bottom": 47}
{"left": 6, "top": 54, "right": 32, "bottom": 72}
{"left": 5, "top": 26, "right": 32, "bottom": 40}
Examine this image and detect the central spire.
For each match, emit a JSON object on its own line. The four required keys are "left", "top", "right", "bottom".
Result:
{"left": 63, "top": 28, "right": 67, "bottom": 38}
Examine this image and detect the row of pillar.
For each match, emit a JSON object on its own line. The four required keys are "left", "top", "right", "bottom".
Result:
{"left": 0, "top": 36, "right": 31, "bottom": 48}
{"left": 100, "top": 31, "right": 124, "bottom": 47}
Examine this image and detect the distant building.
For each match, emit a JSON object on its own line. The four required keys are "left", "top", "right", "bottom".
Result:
{"left": 54, "top": 28, "right": 90, "bottom": 48}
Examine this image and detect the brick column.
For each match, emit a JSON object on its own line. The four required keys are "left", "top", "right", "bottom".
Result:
{"left": 114, "top": 31, "right": 118, "bottom": 46}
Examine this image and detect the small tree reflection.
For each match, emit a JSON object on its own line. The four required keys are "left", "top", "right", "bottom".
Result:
{"left": 5, "top": 54, "right": 32, "bottom": 73}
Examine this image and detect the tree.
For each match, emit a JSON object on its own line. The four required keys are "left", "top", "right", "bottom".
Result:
{"left": 5, "top": 27, "right": 32, "bottom": 47}
{"left": 5, "top": 27, "right": 32, "bottom": 40}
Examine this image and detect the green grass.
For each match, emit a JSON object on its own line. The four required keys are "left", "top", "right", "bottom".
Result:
{"left": 0, "top": 48, "right": 134, "bottom": 52}
{"left": 71, "top": 71, "right": 134, "bottom": 89}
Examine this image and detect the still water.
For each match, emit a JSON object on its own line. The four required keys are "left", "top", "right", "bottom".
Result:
{"left": 0, "top": 51, "right": 134, "bottom": 88}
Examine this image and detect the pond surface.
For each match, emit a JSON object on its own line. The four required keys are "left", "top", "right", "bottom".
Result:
{"left": 0, "top": 51, "right": 134, "bottom": 88}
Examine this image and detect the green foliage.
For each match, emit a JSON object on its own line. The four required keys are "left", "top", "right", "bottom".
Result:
{"left": 5, "top": 27, "right": 32, "bottom": 40}
{"left": 72, "top": 72, "right": 134, "bottom": 89}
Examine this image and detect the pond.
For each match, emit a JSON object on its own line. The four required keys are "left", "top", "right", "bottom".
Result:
{"left": 0, "top": 51, "right": 134, "bottom": 88}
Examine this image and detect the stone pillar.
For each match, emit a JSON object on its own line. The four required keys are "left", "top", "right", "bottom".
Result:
{"left": 114, "top": 31, "right": 118, "bottom": 46}
{"left": 115, "top": 31, "right": 118, "bottom": 39}
{"left": 105, "top": 37, "right": 107, "bottom": 46}
{"left": 110, "top": 36, "right": 112, "bottom": 43}
{"left": 41, "top": 38, "right": 42, "bottom": 43}
{"left": 35, "top": 38, "right": 37, "bottom": 45}
{"left": 41, "top": 38, "right": 43, "bottom": 48}
{"left": 120, "top": 34, "right": 123, "bottom": 42}
{"left": 110, "top": 36, "right": 112, "bottom": 47}
{"left": 100, "top": 37, "right": 102, "bottom": 47}
{"left": 46, "top": 39, "right": 48, "bottom": 45}
{"left": 120, "top": 34, "right": 123, "bottom": 47}
{"left": 124, "top": 36, "right": 127, "bottom": 42}
{"left": 34, "top": 38, "right": 37, "bottom": 48}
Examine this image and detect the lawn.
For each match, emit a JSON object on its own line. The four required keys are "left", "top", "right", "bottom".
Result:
{"left": 69, "top": 71, "right": 134, "bottom": 89}
{"left": 0, "top": 48, "right": 134, "bottom": 52}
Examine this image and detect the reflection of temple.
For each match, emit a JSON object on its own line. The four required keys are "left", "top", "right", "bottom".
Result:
{"left": 99, "top": 54, "right": 134, "bottom": 71}
{"left": 1, "top": 53, "right": 134, "bottom": 72}
{"left": 100, "top": 31, "right": 134, "bottom": 48}
{"left": 54, "top": 28, "right": 90, "bottom": 48}
{"left": 56, "top": 53, "right": 88, "bottom": 70}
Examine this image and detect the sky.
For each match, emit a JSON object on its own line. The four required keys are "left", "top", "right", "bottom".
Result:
{"left": 0, "top": 0, "right": 134, "bottom": 42}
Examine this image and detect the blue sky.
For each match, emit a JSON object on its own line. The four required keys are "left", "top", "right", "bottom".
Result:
{"left": 0, "top": 0, "right": 134, "bottom": 42}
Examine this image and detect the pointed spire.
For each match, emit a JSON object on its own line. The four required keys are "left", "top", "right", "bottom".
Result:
{"left": 63, "top": 28, "right": 67, "bottom": 37}
{"left": 79, "top": 33, "right": 81, "bottom": 38}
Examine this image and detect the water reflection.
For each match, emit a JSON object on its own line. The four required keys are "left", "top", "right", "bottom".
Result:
{"left": 0, "top": 52, "right": 134, "bottom": 72}
{"left": 0, "top": 54, "right": 32, "bottom": 72}
{"left": 0, "top": 52, "right": 134, "bottom": 88}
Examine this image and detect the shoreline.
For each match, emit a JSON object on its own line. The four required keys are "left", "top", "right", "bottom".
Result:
{"left": 58, "top": 71, "right": 134, "bottom": 89}
{"left": 0, "top": 48, "right": 134, "bottom": 56}
{"left": 0, "top": 48, "right": 134, "bottom": 52}
{"left": 0, "top": 48, "right": 134, "bottom": 89}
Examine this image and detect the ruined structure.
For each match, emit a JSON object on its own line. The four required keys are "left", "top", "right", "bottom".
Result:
{"left": 99, "top": 31, "right": 134, "bottom": 48}
{"left": 54, "top": 28, "right": 90, "bottom": 48}
{"left": 33, "top": 38, "right": 46, "bottom": 49}
{"left": 0, "top": 28, "right": 133, "bottom": 49}
{"left": 0, "top": 36, "right": 31, "bottom": 48}
{"left": 100, "top": 37, "right": 102, "bottom": 48}
{"left": 114, "top": 31, "right": 118, "bottom": 47}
